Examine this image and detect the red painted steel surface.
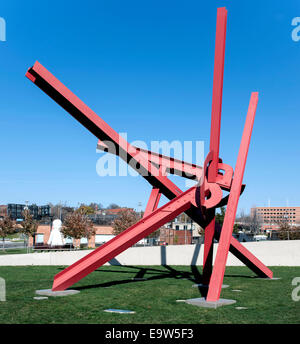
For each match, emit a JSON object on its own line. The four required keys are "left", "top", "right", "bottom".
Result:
{"left": 208, "top": 7, "right": 227, "bottom": 183}
{"left": 25, "top": 62, "right": 271, "bottom": 290}
{"left": 143, "top": 188, "right": 161, "bottom": 218}
{"left": 203, "top": 7, "right": 227, "bottom": 285}
{"left": 25, "top": 62, "right": 183, "bottom": 200}
{"left": 97, "top": 140, "right": 203, "bottom": 180}
{"left": 97, "top": 136, "right": 271, "bottom": 281}
{"left": 206, "top": 92, "right": 262, "bottom": 302}
{"left": 202, "top": 216, "right": 215, "bottom": 285}
{"left": 52, "top": 187, "right": 195, "bottom": 291}
{"left": 26, "top": 6, "right": 273, "bottom": 300}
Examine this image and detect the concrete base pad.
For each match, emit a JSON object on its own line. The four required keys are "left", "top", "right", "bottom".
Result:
{"left": 104, "top": 309, "right": 136, "bottom": 314}
{"left": 192, "top": 284, "right": 229, "bottom": 289}
{"left": 185, "top": 297, "right": 236, "bottom": 309}
{"left": 36, "top": 289, "right": 80, "bottom": 297}
{"left": 256, "top": 277, "right": 281, "bottom": 280}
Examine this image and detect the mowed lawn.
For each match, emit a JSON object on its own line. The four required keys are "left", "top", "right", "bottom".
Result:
{"left": 0, "top": 265, "right": 299, "bottom": 324}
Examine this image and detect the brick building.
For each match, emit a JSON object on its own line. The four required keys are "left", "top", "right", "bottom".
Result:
{"left": 251, "top": 206, "right": 300, "bottom": 231}
{"left": 163, "top": 217, "right": 202, "bottom": 244}
{"left": 29, "top": 224, "right": 115, "bottom": 248}
{"left": 159, "top": 227, "right": 193, "bottom": 245}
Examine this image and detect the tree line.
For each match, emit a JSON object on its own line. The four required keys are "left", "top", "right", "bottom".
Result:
{"left": 0, "top": 206, "right": 141, "bottom": 250}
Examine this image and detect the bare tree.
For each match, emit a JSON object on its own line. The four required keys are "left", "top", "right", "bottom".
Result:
{"left": 108, "top": 203, "right": 121, "bottom": 209}
{"left": 236, "top": 209, "right": 247, "bottom": 223}
{"left": 61, "top": 211, "right": 95, "bottom": 248}
{"left": 112, "top": 209, "right": 139, "bottom": 235}
{"left": 243, "top": 209, "right": 262, "bottom": 234}
{"left": 251, "top": 209, "right": 262, "bottom": 234}
{"left": 0, "top": 216, "right": 16, "bottom": 251}
{"left": 20, "top": 209, "right": 39, "bottom": 251}
{"left": 277, "top": 215, "right": 300, "bottom": 240}
{"left": 49, "top": 202, "right": 74, "bottom": 220}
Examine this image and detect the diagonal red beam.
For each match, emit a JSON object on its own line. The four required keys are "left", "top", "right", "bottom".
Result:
{"left": 26, "top": 61, "right": 185, "bottom": 199}
{"left": 222, "top": 230, "right": 273, "bottom": 279}
{"left": 25, "top": 62, "right": 272, "bottom": 282}
{"left": 98, "top": 140, "right": 233, "bottom": 190}
{"left": 52, "top": 187, "right": 195, "bottom": 291}
{"left": 97, "top": 140, "right": 203, "bottom": 180}
{"left": 206, "top": 92, "right": 272, "bottom": 302}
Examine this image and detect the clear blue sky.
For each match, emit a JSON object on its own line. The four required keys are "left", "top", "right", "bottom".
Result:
{"left": 0, "top": 0, "right": 299, "bottom": 215}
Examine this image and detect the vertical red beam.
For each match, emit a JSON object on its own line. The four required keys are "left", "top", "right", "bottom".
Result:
{"left": 202, "top": 212, "right": 215, "bottom": 284}
{"left": 206, "top": 92, "right": 259, "bottom": 302}
{"left": 208, "top": 7, "right": 227, "bottom": 182}
{"left": 203, "top": 7, "right": 227, "bottom": 284}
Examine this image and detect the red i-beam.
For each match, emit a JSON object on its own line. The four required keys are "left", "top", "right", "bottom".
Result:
{"left": 25, "top": 7, "right": 272, "bottom": 299}
{"left": 203, "top": 7, "right": 227, "bottom": 285}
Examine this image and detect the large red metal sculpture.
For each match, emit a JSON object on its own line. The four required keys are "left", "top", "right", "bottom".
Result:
{"left": 26, "top": 7, "right": 273, "bottom": 303}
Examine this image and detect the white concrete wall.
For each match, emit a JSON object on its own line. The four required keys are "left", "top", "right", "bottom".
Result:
{"left": 0, "top": 240, "right": 299, "bottom": 266}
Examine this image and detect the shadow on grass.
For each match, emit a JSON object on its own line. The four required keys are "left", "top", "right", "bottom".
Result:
{"left": 55, "top": 243, "right": 257, "bottom": 297}
{"left": 70, "top": 265, "right": 210, "bottom": 297}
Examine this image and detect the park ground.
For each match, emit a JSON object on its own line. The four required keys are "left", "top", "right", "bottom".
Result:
{"left": 0, "top": 265, "right": 299, "bottom": 324}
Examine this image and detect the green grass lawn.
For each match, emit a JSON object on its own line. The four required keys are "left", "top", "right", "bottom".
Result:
{"left": 0, "top": 265, "right": 299, "bottom": 324}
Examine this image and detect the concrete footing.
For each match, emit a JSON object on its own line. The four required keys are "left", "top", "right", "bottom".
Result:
{"left": 104, "top": 309, "right": 136, "bottom": 314}
{"left": 185, "top": 297, "right": 236, "bottom": 309}
{"left": 36, "top": 289, "right": 80, "bottom": 297}
{"left": 256, "top": 277, "right": 281, "bottom": 280}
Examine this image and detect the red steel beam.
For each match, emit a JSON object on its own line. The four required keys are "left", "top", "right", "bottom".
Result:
{"left": 203, "top": 7, "right": 227, "bottom": 284}
{"left": 26, "top": 62, "right": 183, "bottom": 200}
{"left": 202, "top": 212, "right": 216, "bottom": 285}
{"left": 208, "top": 7, "right": 227, "bottom": 182}
{"left": 220, "top": 229, "right": 273, "bottom": 279}
{"left": 98, "top": 139, "right": 233, "bottom": 190}
{"left": 26, "top": 61, "right": 272, "bottom": 289}
{"left": 52, "top": 187, "right": 195, "bottom": 291}
{"left": 97, "top": 140, "right": 203, "bottom": 180}
{"left": 206, "top": 92, "right": 271, "bottom": 302}
{"left": 143, "top": 187, "right": 161, "bottom": 218}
